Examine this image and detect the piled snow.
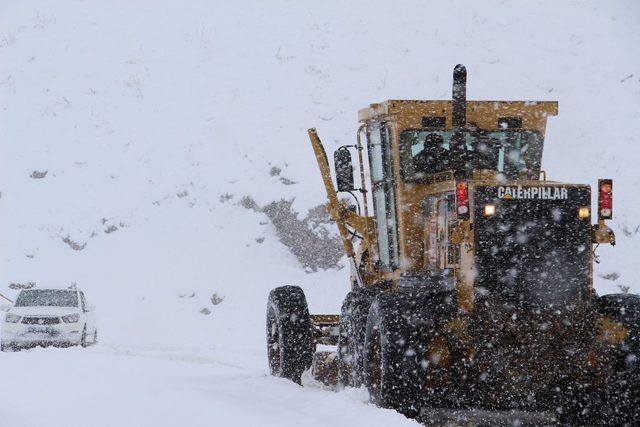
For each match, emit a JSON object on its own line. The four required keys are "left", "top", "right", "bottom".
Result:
{"left": 0, "top": 0, "right": 639, "bottom": 425}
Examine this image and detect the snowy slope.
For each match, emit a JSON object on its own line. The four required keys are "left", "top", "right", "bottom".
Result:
{"left": 0, "top": 1, "right": 639, "bottom": 426}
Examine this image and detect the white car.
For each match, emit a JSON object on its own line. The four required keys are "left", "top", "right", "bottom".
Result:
{"left": 1, "top": 288, "right": 97, "bottom": 351}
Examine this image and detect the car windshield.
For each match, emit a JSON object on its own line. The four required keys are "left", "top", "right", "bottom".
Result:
{"left": 399, "top": 129, "right": 544, "bottom": 182}
{"left": 15, "top": 290, "right": 78, "bottom": 307}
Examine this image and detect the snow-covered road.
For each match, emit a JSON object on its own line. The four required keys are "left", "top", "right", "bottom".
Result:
{"left": 0, "top": 345, "right": 418, "bottom": 427}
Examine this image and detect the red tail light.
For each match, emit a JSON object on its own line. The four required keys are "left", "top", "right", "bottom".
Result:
{"left": 598, "top": 179, "right": 613, "bottom": 220}
{"left": 456, "top": 181, "right": 469, "bottom": 218}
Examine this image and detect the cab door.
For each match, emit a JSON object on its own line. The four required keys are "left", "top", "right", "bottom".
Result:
{"left": 424, "top": 192, "right": 458, "bottom": 270}
{"left": 367, "top": 122, "right": 399, "bottom": 270}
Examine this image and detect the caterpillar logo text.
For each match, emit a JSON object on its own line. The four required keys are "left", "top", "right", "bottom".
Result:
{"left": 498, "top": 186, "right": 568, "bottom": 200}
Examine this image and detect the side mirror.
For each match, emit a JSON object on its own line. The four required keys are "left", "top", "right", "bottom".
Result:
{"left": 334, "top": 148, "right": 355, "bottom": 192}
{"left": 84, "top": 304, "right": 95, "bottom": 313}
{"left": 0, "top": 304, "right": 11, "bottom": 312}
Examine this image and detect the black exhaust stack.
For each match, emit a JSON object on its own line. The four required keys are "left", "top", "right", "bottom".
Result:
{"left": 451, "top": 65, "right": 469, "bottom": 177}
{"left": 452, "top": 64, "right": 467, "bottom": 128}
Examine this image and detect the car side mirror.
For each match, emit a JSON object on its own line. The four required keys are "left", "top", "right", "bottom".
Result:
{"left": 84, "top": 304, "right": 95, "bottom": 313}
{"left": 334, "top": 148, "right": 355, "bottom": 192}
{"left": 0, "top": 304, "right": 11, "bottom": 312}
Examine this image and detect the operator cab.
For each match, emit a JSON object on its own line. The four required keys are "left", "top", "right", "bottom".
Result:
{"left": 357, "top": 95, "right": 558, "bottom": 278}
{"left": 335, "top": 65, "right": 615, "bottom": 311}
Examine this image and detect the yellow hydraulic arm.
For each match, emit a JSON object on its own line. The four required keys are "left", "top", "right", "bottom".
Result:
{"left": 308, "top": 128, "right": 364, "bottom": 287}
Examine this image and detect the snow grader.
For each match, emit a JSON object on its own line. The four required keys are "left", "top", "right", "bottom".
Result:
{"left": 266, "top": 65, "right": 639, "bottom": 424}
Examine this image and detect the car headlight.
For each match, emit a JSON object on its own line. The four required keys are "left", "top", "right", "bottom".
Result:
{"left": 5, "top": 314, "right": 21, "bottom": 323}
{"left": 62, "top": 314, "right": 80, "bottom": 323}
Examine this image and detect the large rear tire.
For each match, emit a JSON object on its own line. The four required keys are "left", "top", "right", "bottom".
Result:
{"left": 266, "top": 285, "right": 313, "bottom": 384}
{"left": 363, "top": 293, "right": 430, "bottom": 417}
{"left": 593, "top": 294, "right": 640, "bottom": 424}
{"left": 337, "top": 287, "right": 378, "bottom": 388}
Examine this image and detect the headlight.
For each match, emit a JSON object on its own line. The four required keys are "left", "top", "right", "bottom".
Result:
{"left": 5, "top": 314, "right": 21, "bottom": 323}
{"left": 484, "top": 204, "right": 496, "bottom": 216}
{"left": 62, "top": 314, "right": 80, "bottom": 323}
{"left": 578, "top": 207, "right": 590, "bottom": 219}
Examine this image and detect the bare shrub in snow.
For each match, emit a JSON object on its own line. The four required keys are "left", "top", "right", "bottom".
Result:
{"left": 238, "top": 195, "right": 259, "bottom": 212}
{"left": 104, "top": 225, "right": 118, "bottom": 234}
{"left": 62, "top": 235, "right": 86, "bottom": 251}
{"left": 622, "top": 224, "right": 639, "bottom": 237}
{"left": 219, "top": 193, "right": 233, "bottom": 203}
{"left": 618, "top": 284, "right": 631, "bottom": 294}
{"left": 279, "top": 177, "right": 297, "bottom": 185}
{"left": 30, "top": 170, "right": 48, "bottom": 179}
{"left": 211, "top": 293, "right": 224, "bottom": 305}
{"left": 269, "top": 166, "right": 281, "bottom": 176}
{"left": 599, "top": 272, "right": 620, "bottom": 281}
{"left": 8, "top": 282, "right": 36, "bottom": 290}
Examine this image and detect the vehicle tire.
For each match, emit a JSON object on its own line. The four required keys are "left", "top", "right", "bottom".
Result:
{"left": 1, "top": 342, "right": 14, "bottom": 352}
{"left": 593, "top": 294, "right": 640, "bottom": 425}
{"left": 93, "top": 329, "right": 98, "bottom": 345}
{"left": 363, "top": 293, "right": 431, "bottom": 417}
{"left": 266, "top": 285, "right": 313, "bottom": 384}
{"left": 80, "top": 325, "right": 88, "bottom": 348}
{"left": 337, "top": 287, "right": 379, "bottom": 388}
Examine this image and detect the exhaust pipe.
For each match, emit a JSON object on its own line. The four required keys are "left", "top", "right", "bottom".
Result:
{"left": 452, "top": 64, "right": 467, "bottom": 128}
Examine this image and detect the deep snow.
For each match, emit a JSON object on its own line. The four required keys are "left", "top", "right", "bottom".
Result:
{"left": 1, "top": 0, "right": 639, "bottom": 426}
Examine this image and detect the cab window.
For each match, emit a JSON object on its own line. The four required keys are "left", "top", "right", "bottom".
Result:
{"left": 400, "top": 129, "right": 543, "bottom": 182}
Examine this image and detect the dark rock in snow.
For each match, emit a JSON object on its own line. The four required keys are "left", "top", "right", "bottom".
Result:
{"left": 30, "top": 170, "right": 48, "bottom": 179}
{"left": 261, "top": 199, "right": 342, "bottom": 272}
{"left": 269, "top": 166, "right": 282, "bottom": 176}
{"left": 211, "top": 293, "right": 224, "bottom": 305}
{"left": 62, "top": 235, "right": 86, "bottom": 251}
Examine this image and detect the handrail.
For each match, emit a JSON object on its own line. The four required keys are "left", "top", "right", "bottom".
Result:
{"left": 356, "top": 124, "right": 369, "bottom": 218}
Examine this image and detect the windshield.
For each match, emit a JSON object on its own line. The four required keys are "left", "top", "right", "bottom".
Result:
{"left": 400, "top": 129, "right": 544, "bottom": 182}
{"left": 15, "top": 290, "right": 78, "bottom": 307}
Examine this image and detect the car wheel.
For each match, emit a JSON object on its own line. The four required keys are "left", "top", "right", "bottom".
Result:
{"left": 80, "top": 325, "right": 88, "bottom": 347}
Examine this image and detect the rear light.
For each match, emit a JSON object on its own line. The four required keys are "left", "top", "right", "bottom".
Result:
{"left": 456, "top": 181, "right": 469, "bottom": 218}
{"left": 598, "top": 179, "right": 613, "bottom": 220}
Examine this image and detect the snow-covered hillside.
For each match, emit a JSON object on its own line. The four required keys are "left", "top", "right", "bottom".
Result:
{"left": 1, "top": 1, "right": 639, "bottom": 426}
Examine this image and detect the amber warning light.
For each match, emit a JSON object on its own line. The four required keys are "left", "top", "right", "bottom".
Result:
{"left": 598, "top": 179, "right": 613, "bottom": 220}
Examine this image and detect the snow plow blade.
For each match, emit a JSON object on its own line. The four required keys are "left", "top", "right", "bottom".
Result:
{"left": 418, "top": 408, "right": 557, "bottom": 426}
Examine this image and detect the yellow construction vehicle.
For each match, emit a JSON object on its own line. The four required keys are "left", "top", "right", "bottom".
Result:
{"left": 266, "top": 65, "right": 637, "bottom": 425}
